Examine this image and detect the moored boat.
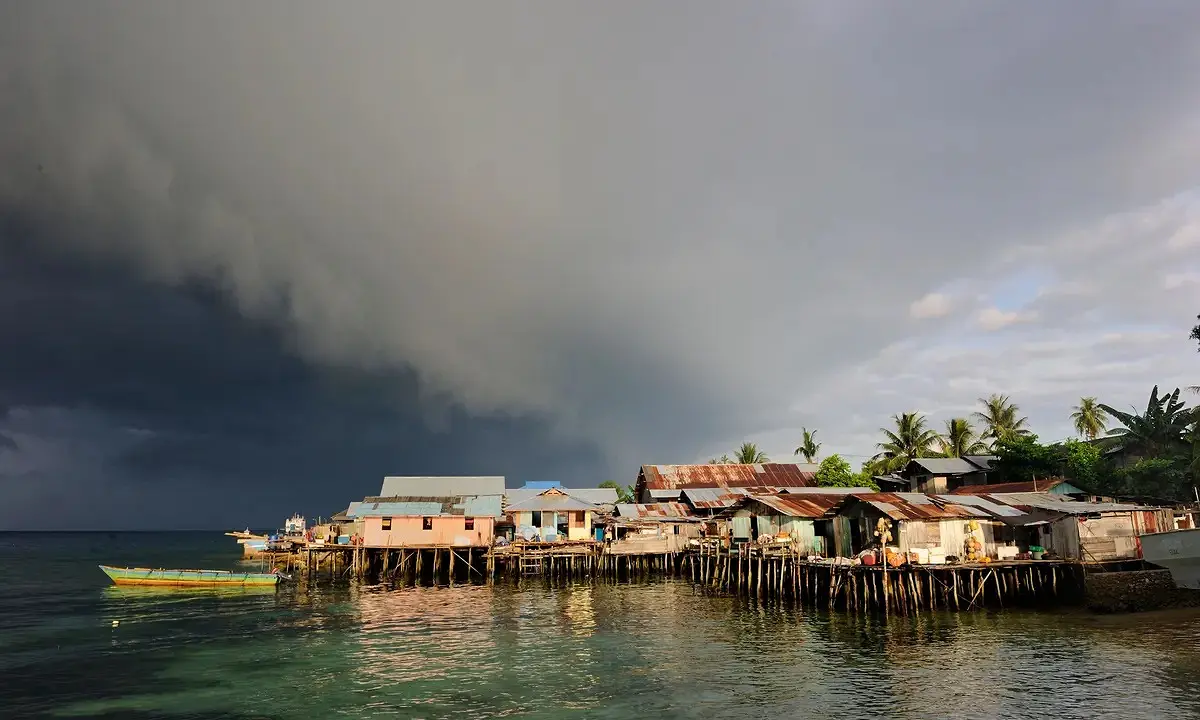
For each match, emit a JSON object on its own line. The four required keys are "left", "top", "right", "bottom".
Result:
{"left": 99, "top": 565, "right": 281, "bottom": 587}
{"left": 1139, "top": 528, "right": 1200, "bottom": 590}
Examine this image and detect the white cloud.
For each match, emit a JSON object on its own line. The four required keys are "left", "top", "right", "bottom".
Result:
{"left": 1167, "top": 222, "right": 1200, "bottom": 251}
{"left": 909, "top": 292, "right": 953, "bottom": 319}
{"left": 976, "top": 307, "right": 1038, "bottom": 331}
{"left": 1164, "top": 272, "right": 1200, "bottom": 290}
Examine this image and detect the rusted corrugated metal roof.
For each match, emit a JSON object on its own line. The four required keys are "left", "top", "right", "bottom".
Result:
{"left": 640, "top": 463, "right": 818, "bottom": 490}
{"left": 681, "top": 486, "right": 754, "bottom": 509}
{"left": 846, "top": 493, "right": 990, "bottom": 520}
{"left": 949, "top": 479, "right": 1067, "bottom": 495}
{"left": 741, "top": 493, "right": 855, "bottom": 518}
{"left": 614, "top": 502, "right": 697, "bottom": 519}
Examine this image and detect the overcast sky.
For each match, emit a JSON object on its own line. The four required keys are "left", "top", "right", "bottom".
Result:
{"left": 1, "top": 2, "right": 1198, "bottom": 529}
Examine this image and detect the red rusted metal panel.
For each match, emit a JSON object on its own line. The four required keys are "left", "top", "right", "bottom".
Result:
{"left": 639, "top": 463, "right": 817, "bottom": 491}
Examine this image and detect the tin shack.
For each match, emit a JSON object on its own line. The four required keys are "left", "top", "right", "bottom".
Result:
{"left": 504, "top": 486, "right": 617, "bottom": 541}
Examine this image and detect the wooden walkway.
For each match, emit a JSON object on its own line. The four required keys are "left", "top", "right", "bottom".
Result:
{"left": 266, "top": 540, "right": 1089, "bottom": 614}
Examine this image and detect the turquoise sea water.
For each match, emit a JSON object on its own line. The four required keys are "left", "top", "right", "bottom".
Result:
{"left": 3, "top": 532, "right": 1200, "bottom": 719}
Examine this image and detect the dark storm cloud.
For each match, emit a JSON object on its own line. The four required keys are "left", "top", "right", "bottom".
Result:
{"left": 0, "top": 234, "right": 605, "bottom": 529}
{"left": 1, "top": 2, "right": 1200, "bottom": 526}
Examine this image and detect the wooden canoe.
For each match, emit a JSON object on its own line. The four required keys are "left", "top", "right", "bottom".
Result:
{"left": 99, "top": 565, "right": 280, "bottom": 587}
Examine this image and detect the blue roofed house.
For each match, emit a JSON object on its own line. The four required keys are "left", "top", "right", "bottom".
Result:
{"left": 503, "top": 486, "right": 618, "bottom": 541}
{"left": 344, "top": 476, "right": 506, "bottom": 548}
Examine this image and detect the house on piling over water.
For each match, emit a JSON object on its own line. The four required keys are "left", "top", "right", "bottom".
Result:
{"left": 503, "top": 485, "right": 618, "bottom": 541}
{"left": 633, "top": 463, "right": 819, "bottom": 504}
{"left": 958, "top": 492, "right": 1175, "bottom": 563}
{"left": 719, "top": 491, "right": 869, "bottom": 556}
{"left": 348, "top": 476, "right": 506, "bottom": 548}
{"left": 833, "top": 492, "right": 1004, "bottom": 564}
{"left": 608, "top": 502, "right": 703, "bottom": 553}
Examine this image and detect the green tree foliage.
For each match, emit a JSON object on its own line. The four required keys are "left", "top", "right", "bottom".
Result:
{"left": 598, "top": 480, "right": 634, "bottom": 503}
{"left": 1100, "top": 386, "right": 1193, "bottom": 458}
{"left": 733, "top": 442, "right": 768, "bottom": 464}
{"left": 706, "top": 454, "right": 733, "bottom": 464}
{"left": 814, "top": 454, "right": 878, "bottom": 489}
{"left": 1060, "top": 438, "right": 1104, "bottom": 491}
{"left": 1071, "top": 397, "right": 1107, "bottom": 440}
{"left": 793, "top": 427, "right": 821, "bottom": 463}
{"left": 814, "top": 454, "right": 855, "bottom": 487}
{"left": 1111, "top": 458, "right": 1190, "bottom": 502}
{"left": 992, "top": 434, "right": 1060, "bottom": 483}
{"left": 871, "top": 412, "right": 941, "bottom": 472}
{"left": 853, "top": 472, "right": 881, "bottom": 491}
{"left": 1190, "top": 313, "right": 1200, "bottom": 351}
{"left": 939, "top": 417, "right": 989, "bottom": 457}
{"left": 973, "top": 394, "right": 1030, "bottom": 447}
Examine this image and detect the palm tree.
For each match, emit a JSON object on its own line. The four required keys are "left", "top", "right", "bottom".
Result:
{"left": 939, "top": 417, "right": 989, "bottom": 457}
{"left": 706, "top": 454, "right": 733, "bottom": 464}
{"left": 1071, "top": 397, "right": 1107, "bottom": 440}
{"left": 871, "top": 412, "right": 942, "bottom": 473}
{"left": 973, "top": 394, "right": 1030, "bottom": 447}
{"left": 1100, "top": 386, "right": 1194, "bottom": 457}
{"left": 793, "top": 427, "right": 821, "bottom": 462}
{"left": 598, "top": 481, "right": 635, "bottom": 503}
{"left": 733, "top": 442, "right": 769, "bottom": 464}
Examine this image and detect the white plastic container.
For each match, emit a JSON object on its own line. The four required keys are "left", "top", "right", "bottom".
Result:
{"left": 996, "top": 545, "right": 1019, "bottom": 560}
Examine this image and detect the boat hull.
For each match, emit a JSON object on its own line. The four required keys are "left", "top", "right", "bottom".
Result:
{"left": 99, "top": 565, "right": 279, "bottom": 587}
{"left": 1139, "top": 528, "right": 1200, "bottom": 590}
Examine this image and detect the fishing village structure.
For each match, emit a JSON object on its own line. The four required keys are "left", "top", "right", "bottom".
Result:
{"left": 239, "top": 461, "right": 1194, "bottom": 615}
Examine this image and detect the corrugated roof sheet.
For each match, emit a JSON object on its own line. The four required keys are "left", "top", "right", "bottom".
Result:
{"left": 505, "top": 487, "right": 618, "bottom": 506}
{"left": 846, "top": 493, "right": 991, "bottom": 520}
{"left": 934, "top": 493, "right": 1025, "bottom": 517}
{"left": 739, "top": 493, "right": 856, "bottom": 518}
{"left": 962, "top": 455, "right": 998, "bottom": 471}
{"left": 614, "top": 502, "right": 697, "bottom": 519}
{"left": 648, "top": 489, "right": 683, "bottom": 500}
{"left": 640, "top": 463, "right": 818, "bottom": 490}
{"left": 350, "top": 494, "right": 503, "bottom": 518}
{"left": 976, "top": 492, "right": 1151, "bottom": 514}
{"left": 681, "top": 486, "right": 753, "bottom": 509}
{"left": 505, "top": 490, "right": 600, "bottom": 512}
{"left": 949, "top": 479, "right": 1069, "bottom": 495}
{"left": 907, "top": 458, "right": 980, "bottom": 475}
{"left": 379, "top": 476, "right": 505, "bottom": 497}
{"left": 779, "top": 487, "right": 874, "bottom": 495}
{"left": 461, "top": 495, "right": 504, "bottom": 517}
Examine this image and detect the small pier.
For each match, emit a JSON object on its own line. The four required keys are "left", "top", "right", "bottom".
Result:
{"left": 271, "top": 540, "right": 1089, "bottom": 615}
{"left": 687, "top": 541, "right": 1086, "bottom": 614}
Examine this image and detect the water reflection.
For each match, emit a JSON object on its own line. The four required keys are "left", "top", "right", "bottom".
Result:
{"left": 37, "top": 580, "right": 1200, "bottom": 719}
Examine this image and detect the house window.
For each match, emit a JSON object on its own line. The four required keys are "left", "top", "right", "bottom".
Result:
{"left": 381, "top": 517, "right": 392, "bottom": 531}
{"left": 532, "top": 511, "right": 543, "bottom": 527}
{"left": 422, "top": 517, "right": 433, "bottom": 530}
{"left": 465, "top": 517, "right": 475, "bottom": 530}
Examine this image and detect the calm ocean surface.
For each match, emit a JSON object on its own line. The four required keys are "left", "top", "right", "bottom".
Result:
{"left": 2, "top": 532, "right": 1199, "bottom": 719}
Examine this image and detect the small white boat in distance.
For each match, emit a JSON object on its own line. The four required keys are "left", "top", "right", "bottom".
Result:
{"left": 1140, "top": 528, "right": 1200, "bottom": 590}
